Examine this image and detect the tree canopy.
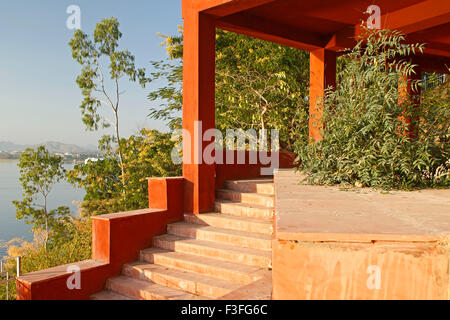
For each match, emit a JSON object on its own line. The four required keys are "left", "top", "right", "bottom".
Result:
{"left": 69, "top": 17, "right": 149, "bottom": 189}
{"left": 148, "top": 28, "right": 310, "bottom": 151}
{"left": 12, "top": 146, "right": 70, "bottom": 250}
{"left": 295, "top": 28, "right": 449, "bottom": 190}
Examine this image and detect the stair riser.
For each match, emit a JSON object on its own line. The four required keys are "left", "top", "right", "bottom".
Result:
{"left": 167, "top": 224, "right": 272, "bottom": 250}
{"left": 123, "top": 265, "right": 231, "bottom": 299}
{"left": 184, "top": 214, "right": 273, "bottom": 235}
{"left": 141, "top": 252, "right": 259, "bottom": 285}
{"left": 106, "top": 279, "right": 166, "bottom": 300}
{"left": 214, "top": 202, "right": 273, "bottom": 220}
{"left": 153, "top": 237, "right": 271, "bottom": 268}
{"left": 216, "top": 190, "right": 274, "bottom": 207}
{"left": 224, "top": 181, "right": 274, "bottom": 195}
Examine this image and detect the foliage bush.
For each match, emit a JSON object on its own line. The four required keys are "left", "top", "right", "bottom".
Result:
{"left": 148, "top": 29, "right": 310, "bottom": 151}
{"left": 295, "top": 28, "right": 449, "bottom": 190}
{"left": 1, "top": 219, "right": 92, "bottom": 300}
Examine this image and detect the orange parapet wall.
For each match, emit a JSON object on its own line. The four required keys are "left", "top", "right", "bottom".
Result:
{"left": 273, "top": 240, "right": 449, "bottom": 300}
{"left": 16, "top": 177, "right": 184, "bottom": 300}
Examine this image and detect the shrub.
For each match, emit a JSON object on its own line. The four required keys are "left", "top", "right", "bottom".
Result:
{"left": 295, "top": 27, "right": 449, "bottom": 190}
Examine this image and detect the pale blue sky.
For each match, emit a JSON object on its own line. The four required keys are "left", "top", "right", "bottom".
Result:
{"left": 0, "top": 0, "right": 182, "bottom": 147}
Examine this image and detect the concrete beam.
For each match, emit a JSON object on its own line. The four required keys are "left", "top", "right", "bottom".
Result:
{"left": 380, "top": 0, "right": 450, "bottom": 34}
{"left": 183, "top": 0, "right": 277, "bottom": 17}
{"left": 217, "top": 12, "right": 325, "bottom": 51}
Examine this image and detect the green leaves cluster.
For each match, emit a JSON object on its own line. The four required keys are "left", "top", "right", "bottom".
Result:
{"left": 67, "top": 18, "right": 182, "bottom": 217}
{"left": 69, "top": 18, "right": 148, "bottom": 131}
{"left": 68, "top": 130, "right": 181, "bottom": 216}
{"left": 215, "top": 31, "right": 309, "bottom": 151}
{"left": 295, "top": 28, "right": 449, "bottom": 190}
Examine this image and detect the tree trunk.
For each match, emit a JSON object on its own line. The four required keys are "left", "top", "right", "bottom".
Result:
{"left": 114, "top": 108, "right": 126, "bottom": 193}
{"left": 44, "top": 196, "right": 48, "bottom": 252}
{"left": 261, "top": 105, "right": 268, "bottom": 150}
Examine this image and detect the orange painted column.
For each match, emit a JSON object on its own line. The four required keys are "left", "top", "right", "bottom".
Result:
{"left": 309, "top": 48, "right": 336, "bottom": 142}
{"left": 182, "top": 9, "right": 216, "bottom": 214}
{"left": 398, "top": 67, "right": 422, "bottom": 139}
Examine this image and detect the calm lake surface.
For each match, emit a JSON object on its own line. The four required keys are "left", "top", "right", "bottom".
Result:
{"left": 0, "top": 160, "right": 85, "bottom": 258}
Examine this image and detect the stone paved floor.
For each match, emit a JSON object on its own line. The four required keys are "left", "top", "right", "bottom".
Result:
{"left": 274, "top": 169, "right": 450, "bottom": 242}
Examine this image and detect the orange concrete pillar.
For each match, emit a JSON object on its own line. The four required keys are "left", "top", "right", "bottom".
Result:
{"left": 182, "top": 9, "right": 216, "bottom": 214}
{"left": 309, "top": 48, "right": 336, "bottom": 142}
{"left": 398, "top": 67, "right": 422, "bottom": 139}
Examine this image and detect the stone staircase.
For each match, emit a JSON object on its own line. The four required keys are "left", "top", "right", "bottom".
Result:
{"left": 91, "top": 178, "right": 274, "bottom": 300}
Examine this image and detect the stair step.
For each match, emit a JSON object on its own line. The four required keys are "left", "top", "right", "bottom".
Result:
{"left": 184, "top": 213, "right": 273, "bottom": 235}
{"left": 90, "top": 290, "right": 136, "bottom": 300}
{"left": 107, "top": 276, "right": 209, "bottom": 300}
{"left": 123, "top": 262, "right": 241, "bottom": 299}
{"left": 215, "top": 200, "right": 274, "bottom": 220}
{"left": 224, "top": 179, "right": 274, "bottom": 195}
{"left": 153, "top": 234, "right": 271, "bottom": 268}
{"left": 140, "top": 248, "right": 264, "bottom": 285}
{"left": 216, "top": 189, "right": 274, "bottom": 207}
{"left": 167, "top": 222, "right": 272, "bottom": 250}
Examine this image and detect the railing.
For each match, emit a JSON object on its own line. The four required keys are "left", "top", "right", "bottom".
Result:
{"left": 0, "top": 257, "right": 21, "bottom": 300}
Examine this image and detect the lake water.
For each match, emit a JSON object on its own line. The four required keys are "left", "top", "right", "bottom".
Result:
{"left": 0, "top": 160, "right": 85, "bottom": 258}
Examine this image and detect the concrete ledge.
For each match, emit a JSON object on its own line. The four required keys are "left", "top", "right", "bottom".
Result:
{"left": 17, "top": 260, "right": 110, "bottom": 300}
{"left": 91, "top": 208, "right": 167, "bottom": 265}
{"left": 273, "top": 169, "right": 450, "bottom": 300}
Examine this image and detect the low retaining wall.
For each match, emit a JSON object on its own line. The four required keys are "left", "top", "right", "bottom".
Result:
{"left": 273, "top": 239, "right": 449, "bottom": 300}
{"left": 272, "top": 169, "right": 450, "bottom": 300}
{"left": 16, "top": 177, "right": 184, "bottom": 300}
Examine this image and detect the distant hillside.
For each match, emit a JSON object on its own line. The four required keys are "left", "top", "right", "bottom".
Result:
{"left": 0, "top": 141, "right": 27, "bottom": 152}
{"left": 0, "top": 141, "right": 97, "bottom": 154}
{"left": 39, "top": 141, "right": 90, "bottom": 154}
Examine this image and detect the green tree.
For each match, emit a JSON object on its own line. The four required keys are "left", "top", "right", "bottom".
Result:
{"left": 69, "top": 17, "right": 149, "bottom": 189}
{"left": 68, "top": 129, "right": 181, "bottom": 216}
{"left": 148, "top": 29, "right": 310, "bottom": 150}
{"left": 12, "top": 146, "right": 70, "bottom": 250}
{"left": 295, "top": 27, "right": 449, "bottom": 190}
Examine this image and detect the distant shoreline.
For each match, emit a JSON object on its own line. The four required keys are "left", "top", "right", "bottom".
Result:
{"left": 0, "top": 158, "right": 85, "bottom": 165}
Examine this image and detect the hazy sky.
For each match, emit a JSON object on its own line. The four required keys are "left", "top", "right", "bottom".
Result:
{"left": 0, "top": 0, "right": 182, "bottom": 147}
